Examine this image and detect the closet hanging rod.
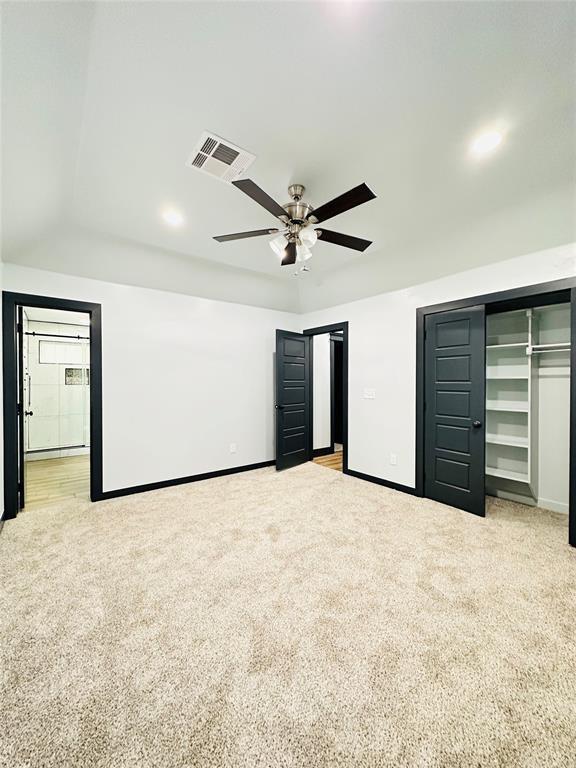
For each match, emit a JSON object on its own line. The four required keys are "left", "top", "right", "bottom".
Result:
{"left": 532, "top": 347, "right": 570, "bottom": 354}
{"left": 24, "top": 331, "right": 90, "bottom": 341}
{"left": 531, "top": 342, "right": 570, "bottom": 349}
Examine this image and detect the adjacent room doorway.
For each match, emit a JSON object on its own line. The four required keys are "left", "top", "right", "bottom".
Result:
{"left": 274, "top": 322, "right": 348, "bottom": 473}
{"left": 311, "top": 330, "right": 345, "bottom": 472}
{"left": 2, "top": 292, "right": 103, "bottom": 519}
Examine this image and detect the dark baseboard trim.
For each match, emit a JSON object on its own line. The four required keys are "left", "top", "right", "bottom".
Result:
{"left": 97, "top": 460, "right": 275, "bottom": 501}
{"left": 344, "top": 468, "right": 417, "bottom": 496}
{"left": 313, "top": 446, "right": 334, "bottom": 458}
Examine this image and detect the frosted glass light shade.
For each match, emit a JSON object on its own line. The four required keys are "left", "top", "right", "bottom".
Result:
{"left": 299, "top": 225, "right": 318, "bottom": 247}
{"left": 296, "top": 244, "right": 312, "bottom": 261}
{"left": 270, "top": 233, "right": 288, "bottom": 257}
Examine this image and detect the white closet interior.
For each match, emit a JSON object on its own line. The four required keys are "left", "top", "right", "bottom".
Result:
{"left": 486, "top": 303, "right": 571, "bottom": 512}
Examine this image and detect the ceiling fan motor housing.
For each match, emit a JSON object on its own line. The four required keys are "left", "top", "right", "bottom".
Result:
{"left": 284, "top": 184, "right": 314, "bottom": 224}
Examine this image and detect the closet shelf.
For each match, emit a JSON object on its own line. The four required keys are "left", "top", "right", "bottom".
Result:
{"left": 486, "top": 467, "right": 529, "bottom": 483}
{"left": 486, "top": 402, "right": 529, "bottom": 413}
{"left": 486, "top": 342, "right": 528, "bottom": 350}
{"left": 486, "top": 434, "right": 528, "bottom": 449}
{"left": 486, "top": 374, "right": 528, "bottom": 380}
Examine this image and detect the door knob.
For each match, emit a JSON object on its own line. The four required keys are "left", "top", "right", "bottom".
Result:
{"left": 24, "top": 410, "right": 33, "bottom": 416}
{"left": 472, "top": 420, "right": 482, "bottom": 428}
{"left": 275, "top": 405, "right": 285, "bottom": 410}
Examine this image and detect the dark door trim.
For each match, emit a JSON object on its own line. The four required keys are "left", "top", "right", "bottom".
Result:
{"left": 416, "top": 276, "right": 576, "bottom": 546}
{"left": 329, "top": 335, "right": 339, "bottom": 453}
{"left": 16, "top": 306, "right": 25, "bottom": 509}
{"left": 2, "top": 291, "right": 103, "bottom": 519}
{"left": 303, "top": 322, "right": 349, "bottom": 473}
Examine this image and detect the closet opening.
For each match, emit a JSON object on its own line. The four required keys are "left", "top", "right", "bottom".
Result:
{"left": 415, "top": 276, "right": 576, "bottom": 547}
{"left": 3, "top": 292, "right": 103, "bottom": 520}
{"left": 486, "top": 304, "right": 570, "bottom": 514}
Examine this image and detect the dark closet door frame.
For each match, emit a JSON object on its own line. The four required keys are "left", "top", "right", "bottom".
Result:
{"left": 2, "top": 291, "right": 103, "bottom": 520}
{"left": 303, "top": 322, "right": 349, "bottom": 472}
{"left": 415, "top": 276, "right": 576, "bottom": 547}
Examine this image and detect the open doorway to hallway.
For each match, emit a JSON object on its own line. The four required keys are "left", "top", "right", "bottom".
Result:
{"left": 21, "top": 307, "right": 91, "bottom": 509}
{"left": 3, "top": 290, "right": 102, "bottom": 520}
{"left": 312, "top": 330, "right": 345, "bottom": 473}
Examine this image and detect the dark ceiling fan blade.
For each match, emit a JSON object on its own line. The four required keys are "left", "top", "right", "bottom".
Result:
{"left": 308, "top": 183, "right": 376, "bottom": 224}
{"left": 316, "top": 228, "right": 372, "bottom": 252}
{"left": 281, "top": 241, "right": 297, "bottom": 266}
{"left": 231, "top": 179, "right": 289, "bottom": 220}
{"left": 213, "top": 228, "right": 279, "bottom": 243}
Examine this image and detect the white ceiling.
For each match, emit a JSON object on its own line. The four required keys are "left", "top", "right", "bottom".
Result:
{"left": 2, "top": 1, "right": 575, "bottom": 309}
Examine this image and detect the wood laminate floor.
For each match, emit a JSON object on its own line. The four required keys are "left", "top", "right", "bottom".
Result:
{"left": 313, "top": 451, "right": 343, "bottom": 472}
{"left": 24, "top": 455, "right": 90, "bottom": 510}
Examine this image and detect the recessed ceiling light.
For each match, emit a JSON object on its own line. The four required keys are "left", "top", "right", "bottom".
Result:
{"left": 470, "top": 129, "right": 504, "bottom": 157}
{"left": 161, "top": 207, "right": 184, "bottom": 227}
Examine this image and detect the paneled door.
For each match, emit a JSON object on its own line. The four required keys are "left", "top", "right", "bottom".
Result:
{"left": 275, "top": 330, "right": 311, "bottom": 471}
{"left": 424, "top": 305, "right": 486, "bottom": 516}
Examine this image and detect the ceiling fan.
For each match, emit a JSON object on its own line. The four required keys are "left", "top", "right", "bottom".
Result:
{"left": 213, "top": 180, "right": 376, "bottom": 267}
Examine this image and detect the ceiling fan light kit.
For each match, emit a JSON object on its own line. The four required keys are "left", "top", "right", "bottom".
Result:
{"left": 213, "top": 179, "right": 376, "bottom": 268}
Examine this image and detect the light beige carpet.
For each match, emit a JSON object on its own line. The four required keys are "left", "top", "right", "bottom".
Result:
{"left": 1, "top": 463, "right": 575, "bottom": 767}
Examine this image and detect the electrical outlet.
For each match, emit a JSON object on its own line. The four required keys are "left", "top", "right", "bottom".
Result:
{"left": 363, "top": 388, "right": 376, "bottom": 399}
{"left": 229, "top": 443, "right": 237, "bottom": 454}
{"left": 390, "top": 453, "right": 397, "bottom": 466}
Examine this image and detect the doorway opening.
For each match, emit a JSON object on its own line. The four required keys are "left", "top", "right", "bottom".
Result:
{"left": 311, "top": 331, "right": 345, "bottom": 472}
{"left": 22, "top": 307, "right": 91, "bottom": 509}
{"left": 3, "top": 292, "right": 103, "bottom": 519}
{"left": 274, "top": 322, "right": 348, "bottom": 473}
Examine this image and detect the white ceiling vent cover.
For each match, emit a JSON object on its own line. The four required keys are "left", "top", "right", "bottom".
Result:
{"left": 186, "top": 132, "right": 255, "bottom": 183}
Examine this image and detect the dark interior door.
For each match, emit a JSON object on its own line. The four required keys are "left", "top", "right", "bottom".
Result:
{"left": 424, "top": 305, "right": 486, "bottom": 516}
{"left": 275, "top": 330, "right": 311, "bottom": 471}
{"left": 17, "top": 306, "right": 25, "bottom": 509}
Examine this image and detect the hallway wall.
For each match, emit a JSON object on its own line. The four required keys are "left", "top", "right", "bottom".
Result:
{"left": 312, "top": 334, "right": 331, "bottom": 451}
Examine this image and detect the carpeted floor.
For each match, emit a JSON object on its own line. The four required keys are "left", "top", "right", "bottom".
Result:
{"left": 1, "top": 463, "right": 575, "bottom": 767}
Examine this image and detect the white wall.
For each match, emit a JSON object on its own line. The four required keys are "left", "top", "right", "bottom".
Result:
{"left": 537, "top": 352, "right": 571, "bottom": 513}
{"left": 3, "top": 265, "right": 299, "bottom": 493}
{"left": 301, "top": 244, "right": 576, "bottom": 488}
{"left": 312, "top": 334, "right": 331, "bottom": 450}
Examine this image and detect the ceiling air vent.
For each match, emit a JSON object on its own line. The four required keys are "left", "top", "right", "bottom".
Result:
{"left": 186, "top": 132, "right": 255, "bottom": 183}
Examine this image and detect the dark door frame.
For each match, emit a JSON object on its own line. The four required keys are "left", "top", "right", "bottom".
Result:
{"left": 2, "top": 291, "right": 103, "bottom": 519}
{"left": 415, "top": 276, "right": 576, "bottom": 546}
{"left": 303, "top": 322, "right": 349, "bottom": 473}
{"left": 330, "top": 333, "right": 344, "bottom": 452}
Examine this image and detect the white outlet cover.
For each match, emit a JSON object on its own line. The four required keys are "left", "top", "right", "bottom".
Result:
{"left": 229, "top": 443, "right": 237, "bottom": 453}
{"left": 363, "top": 388, "right": 376, "bottom": 399}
